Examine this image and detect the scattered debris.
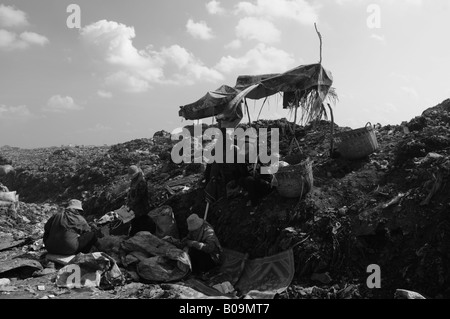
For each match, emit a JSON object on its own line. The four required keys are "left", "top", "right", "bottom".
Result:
{"left": 0, "top": 98, "right": 450, "bottom": 299}
{"left": 395, "top": 289, "right": 426, "bottom": 299}
{"left": 0, "top": 278, "right": 11, "bottom": 286}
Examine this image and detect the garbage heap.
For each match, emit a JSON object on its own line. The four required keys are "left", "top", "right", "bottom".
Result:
{"left": 0, "top": 99, "right": 449, "bottom": 299}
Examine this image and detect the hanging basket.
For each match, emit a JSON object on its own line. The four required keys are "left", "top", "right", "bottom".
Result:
{"left": 273, "top": 159, "right": 313, "bottom": 199}
{"left": 334, "top": 122, "right": 379, "bottom": 160}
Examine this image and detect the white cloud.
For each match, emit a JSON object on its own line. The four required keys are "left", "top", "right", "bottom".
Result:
{"left": 97, "top": 90, "right": 113, "bottom": 98}
{"left": 159, "top": 45, "right": 224, "bottom": 84}
{"left": 0, "top": 29, "right": 49, "bottom": 51}
{"left": 225, "top": 39, "right": 242, "bottom": 50}
{"left": 236, "top": 17, "right": 281, "bottom": 44}
{"left": 105, "top": 71, "right": 150, "bottom": 93}
{"left": 0, "top": 4, "right": 29, "bottom": 28}
{"left": 337, "top": 0, "right": 422, "bottom": 6}
{"left": 20, "top": 31, "right": 49, "bottom": 46}
{"left": 216, "top": 43, "right": 296, "bottom": 74}
{"left": 0, "top": 29, "right": 19, "bottom": 49}
{"left": 186, "top": 19, "right": 214, "bottom": 40}
{"left": 80, "top": 20, "right": 163, "bottom": 72}
{"left": 335, "top": 0, "right": 362, "bottom": 5}
{"left": 235, "top": 0, "right": 320, "bottom": 25}
{"left": 206, "top": 0, "right": 226, "bottom": 15}
{"left": 81, "top": 20, "right": 223, "bottom": 91}
{"left": 44, "top": 95, "right": 83, "bottom": 113}
{"left": 0, "top": 104, "right": 32, "bottom": 120}
{"left": 384, "top": 0, "right": 423, "bottom": 5}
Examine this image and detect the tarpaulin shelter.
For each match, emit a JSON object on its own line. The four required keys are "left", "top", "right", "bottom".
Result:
{"left": 178, "top": 63, "right": 334, "bottom": 126}
{"left": 178, "top": 63, "right": 335, "bottom": 211}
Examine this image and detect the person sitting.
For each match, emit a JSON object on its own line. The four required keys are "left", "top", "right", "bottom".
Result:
{"left": 182, "top": 214, "right": 223, "bottom": 275}
{"left": 43, "top": 199, "right": 98, "bottom": 255}
{"left": 127, "top": 165, "right": 156, "bottom": 237}
{"left": 231, "top": 142, "right": 273, "bottom": 211}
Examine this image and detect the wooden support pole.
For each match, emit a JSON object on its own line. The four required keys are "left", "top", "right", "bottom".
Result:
{"left": 314, "top": 23, "right": 323, "bottom": 64}
{"left": 245, "top": 99, "right": 251, "bottom": 125}
{"left": 327, "top": 103, "right": 335, "bottom": 157}
{"left": 204, "top": 202, "right": 210, "bottom": 221}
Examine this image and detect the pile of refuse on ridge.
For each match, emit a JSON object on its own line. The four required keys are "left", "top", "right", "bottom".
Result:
{"left": 1, "top": 99, "right": 450, "bottom": 299}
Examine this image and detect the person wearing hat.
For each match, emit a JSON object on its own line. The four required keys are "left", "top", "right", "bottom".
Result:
{"left": 43, "top": 199, "right": 98, "bottom": 255}
{"left": 182, "top": 214, "right": 223, "bottom": 274}
{"left": 126, "top": 165, "right": 155, "bottom": 236}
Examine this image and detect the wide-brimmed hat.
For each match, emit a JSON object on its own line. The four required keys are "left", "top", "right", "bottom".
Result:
{"left": 187, "top": 214, "right": 204, "bottom": 231}
{"left": 128, "top": 165, "right": 140, "bottom": 179}
{"left": 67, "top": 199, "right": 83, "bottom": 211}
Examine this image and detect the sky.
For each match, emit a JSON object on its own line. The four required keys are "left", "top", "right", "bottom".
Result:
{"left": 1, "top": 0, "right": 449, "bottom": 149}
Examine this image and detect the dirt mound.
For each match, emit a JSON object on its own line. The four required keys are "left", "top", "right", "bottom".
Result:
{"left": 1, "top": 98, "right": 450, "bottom": 299}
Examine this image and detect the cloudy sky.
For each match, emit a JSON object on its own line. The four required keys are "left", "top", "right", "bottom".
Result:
{"left": 1, "top": 0, "right": 449, "bottom": 148}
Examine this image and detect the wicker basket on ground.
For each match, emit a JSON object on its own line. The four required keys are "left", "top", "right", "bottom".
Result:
{"left": 334, "top": 122, "right": 379, "bottom": 160}
{"left": 273, "top": 158, "right": 313, "bottom": 199}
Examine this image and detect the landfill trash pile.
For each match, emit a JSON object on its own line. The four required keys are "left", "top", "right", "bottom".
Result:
{"left": 1, "top": 99, "right": 450, "bottom": 299}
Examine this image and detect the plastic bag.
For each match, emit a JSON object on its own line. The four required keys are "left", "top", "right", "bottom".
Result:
{"left": 148, "top": 206, "right": 179, "bottom": 239}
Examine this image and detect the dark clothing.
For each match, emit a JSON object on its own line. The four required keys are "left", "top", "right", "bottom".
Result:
{"left": 43, "top": 208, "right": 97, "bottom": 255}
{"left": 129, "top": 214, "right": 156, "bottom": 237}
{"left": 204, "top": 163, "right": 226, "bottom": 203}
{"left": 127, "top": 173, "right": 151, "bottom": 217}
{"left": 204, "top": 163, "right": 212, "bottom": 184}
{"left": 127, "top": 172, "right": 155, "bottom": 236}
{"left": 223, "top": 162, "right": 249, "bottom": 185}
{"left": 239, "top": 176, "right": 272, "bottom": 207}
{"left": 205, "top": 162, "right": 250, "bottom": 204}
{"left": 77, "top": 231, "right": 98, "bottom": 254}
{"left": 186, "top": 221, "right": 222, "bottom": 271}
{"left": 189, "top": 247, "right": 217, "bottom": 274}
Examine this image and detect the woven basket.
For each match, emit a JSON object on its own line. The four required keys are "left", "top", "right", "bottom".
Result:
{"left": 274, "top": 159, "right": 313, "bottom": 199}
{"left": 334, "top": 122, "right": 379, "bottom": 160}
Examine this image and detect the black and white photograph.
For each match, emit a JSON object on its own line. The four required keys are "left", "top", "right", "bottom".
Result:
{"left": 1, "top": 0, "right": 449, "bottom": 308}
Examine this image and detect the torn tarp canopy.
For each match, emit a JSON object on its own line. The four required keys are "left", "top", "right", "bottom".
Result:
{"left": 235, "top": 63, "right": 333, "bottom": 100}
{"left": 178, "top": 63, "right": 333, "bottom": 121}
{"left": 179, "top": 85, "right": 239, "bottom": 120}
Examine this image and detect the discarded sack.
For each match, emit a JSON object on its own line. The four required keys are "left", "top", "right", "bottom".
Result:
{"left": 0, "top": 191, "right": 18, "bottom": 203}
{"left": 137, "top": 255, "right": 190, "bottom": 283}
{"left": 121, "top": 232, "right": 191, "bottom": 283}
{"left": 56, "top": 252, "right": 125, "bottom": 289}
{"left": 395, "top": 289, "right": 426, "bottom": 299}
{"left": 148, "top": 206, "right": 179, "bottom": 239}
{"left": 96, "top": 205, "right": 135, "bottom": 225}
